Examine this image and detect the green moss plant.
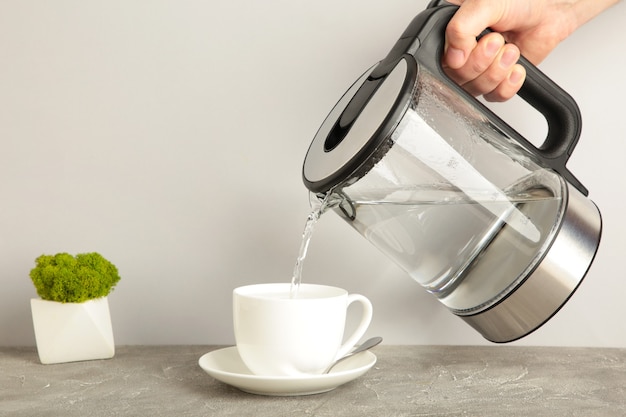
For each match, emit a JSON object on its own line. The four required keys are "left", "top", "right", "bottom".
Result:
{"left": 29, "top": 252, "right": 121, "bottom": 303}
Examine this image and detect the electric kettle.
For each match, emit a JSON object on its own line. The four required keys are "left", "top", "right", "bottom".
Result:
{"left": 302, "top": 2, "right": 602, "bottom": 342}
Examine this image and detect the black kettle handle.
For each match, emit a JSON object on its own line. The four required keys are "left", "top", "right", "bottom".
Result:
{"left": 385, "top": 4, "right": 587, "bottom": 195}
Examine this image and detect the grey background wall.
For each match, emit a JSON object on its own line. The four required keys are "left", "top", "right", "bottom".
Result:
{"left": 1, "top": 0, "right": 624, "bottom": 347}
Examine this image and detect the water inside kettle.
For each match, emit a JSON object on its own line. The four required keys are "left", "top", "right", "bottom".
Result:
{"left": 337, "top": 171, "right": 564, "bottom": 313}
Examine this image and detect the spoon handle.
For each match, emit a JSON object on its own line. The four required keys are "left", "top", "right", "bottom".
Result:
{"left": 325, "top": 336, "right": 382, "bottom": 373}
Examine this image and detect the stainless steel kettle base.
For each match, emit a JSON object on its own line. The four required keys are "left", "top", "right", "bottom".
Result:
{"left": 459, "top": 184, "right": 602, "bottom": 343}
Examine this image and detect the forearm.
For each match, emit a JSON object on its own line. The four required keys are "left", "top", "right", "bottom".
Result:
{"left": 571, "top": 0, "right": 620, "bottom": 29}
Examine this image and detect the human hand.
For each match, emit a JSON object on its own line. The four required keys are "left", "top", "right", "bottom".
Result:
{"left": 442, "top": 0, "right": 618, "bottom": 101}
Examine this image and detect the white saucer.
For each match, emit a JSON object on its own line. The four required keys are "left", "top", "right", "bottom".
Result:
{"left": 198, "top": 346, "right": 377, "bottom": 396}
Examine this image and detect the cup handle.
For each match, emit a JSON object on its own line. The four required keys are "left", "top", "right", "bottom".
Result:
{"left": 334, "top": 294, "right": 373, "bottom": 360}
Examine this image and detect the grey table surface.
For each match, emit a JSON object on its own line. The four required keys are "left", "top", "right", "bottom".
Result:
{"left": 1, "top": 345, "right": 625, "bottom": 416}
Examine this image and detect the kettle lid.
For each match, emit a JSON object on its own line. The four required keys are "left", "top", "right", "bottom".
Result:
{"left": 303, "top": 58, "right": 415, "bottom": 193}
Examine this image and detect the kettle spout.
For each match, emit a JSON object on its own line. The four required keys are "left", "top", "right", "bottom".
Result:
{"left": 309, "top": 191, "right": 356, "bottom": 221}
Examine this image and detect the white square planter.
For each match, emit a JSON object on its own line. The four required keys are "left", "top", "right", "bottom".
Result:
{"left": 31, "top": 297, "right": 115, "bottom": 364}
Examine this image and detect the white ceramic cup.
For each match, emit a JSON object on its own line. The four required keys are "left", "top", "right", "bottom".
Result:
{"left": 233, "top": 283, "right": 373, "bottom": 376}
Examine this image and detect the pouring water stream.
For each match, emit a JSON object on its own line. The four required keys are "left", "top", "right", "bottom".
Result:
{"left": 290, "top": 191, "right": 338, "bottom": 298}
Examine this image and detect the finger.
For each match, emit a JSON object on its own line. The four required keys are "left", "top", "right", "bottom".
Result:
{"left": 444, "top": 32, "right": 505, "bottom": 85}
{"left": 483, "top": 64, "right": 526, "bottom": 102}
{"left": 460, "top": 42, "right": 520, "bottom": 97}
{"left": 444, "top": 0, "right": 506, "bottom": 68}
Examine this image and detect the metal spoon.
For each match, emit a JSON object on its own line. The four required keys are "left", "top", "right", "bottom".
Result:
{"left": 324, "top": 336, "right": 383, "bottom": 374}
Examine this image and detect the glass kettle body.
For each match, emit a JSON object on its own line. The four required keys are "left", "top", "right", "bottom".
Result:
{"left": 302, "top": 4, "right": 601, "bottom": 342}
